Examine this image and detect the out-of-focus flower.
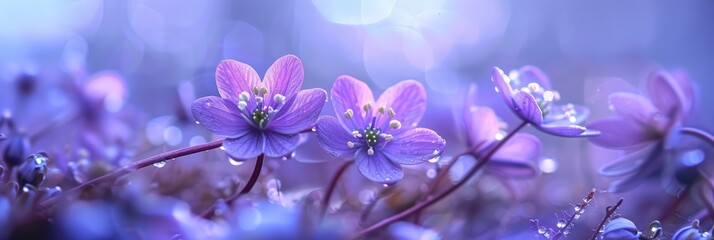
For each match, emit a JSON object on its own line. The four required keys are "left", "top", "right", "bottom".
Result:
{"left": 588, "top": 70, "right": 695, "bottom": 192}
{"left": 461, "top": 84, "right": 541, "bottom": 178}
{"left": 673, "top": 220, "right": 713, "bottom": 240}
{"left": 601, "top": 217, "right": 640, "bottom": 240}
{"left": 16, "top": 153, "right": 48, "bottom": 187}
{"left": 491, "top": 66, "right": 599, "bottom": 137}
{"left": 192, "top": 55, "right": 327, "bottom": 161}
{"left": 315, "top": 76, "right": 446, "bottom": 184}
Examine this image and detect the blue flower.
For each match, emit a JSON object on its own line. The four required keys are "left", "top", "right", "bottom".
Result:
{"left": 315, "top": 76, "right": 446, "bottom": 184}
{"left": 192, "top": 55, "right": 327, "bottom": 161}
{"left": 491, "top": 66, "right": 599, "bottom": 137}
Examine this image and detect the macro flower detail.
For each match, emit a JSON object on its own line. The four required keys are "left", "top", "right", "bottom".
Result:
{"left": 673, "top": 220, "right": 713, "bottom": 240}
{"left": 315, "top": 76, "right": 446, "bottom": 184}
{"left": 491, "top": 66, "right": 599, "bottom": 137}
{"left": 601, "top": 217, "right": 640, "bottom": 240}
{"left": 587, "top": 70, "right": 695, "bottom": 192}
{"left": 461, "top": 84, "right": 541, "bottom": 178}
{"left": 192, "top": 55, "right": 327, "bottom": 160}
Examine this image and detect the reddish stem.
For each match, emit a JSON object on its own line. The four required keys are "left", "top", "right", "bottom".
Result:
{"left": 202, "top": 154, "right": 265, "bottom": 219}
{"left": 320, "top": 161, "right": 354, "bottom": 220}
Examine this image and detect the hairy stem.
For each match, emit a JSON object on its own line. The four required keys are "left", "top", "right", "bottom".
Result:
{"left": 202, "top": 154, "right": 265, "bottom": 219}
{"left": 590, "top": 198, "right": 624, "bottom": 240}
{"left": 41, "top": 139, "right": 224, "bottom": 207}
{"left": 352, "top": 122, "right": 528, "bottom": 239}
{"left": 320, "top": 161, "right": 354, "bottom": 220}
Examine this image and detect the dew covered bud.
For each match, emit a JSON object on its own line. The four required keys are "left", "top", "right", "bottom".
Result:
{"left": 17, "top": 153, "right": 49, "bottom": 187}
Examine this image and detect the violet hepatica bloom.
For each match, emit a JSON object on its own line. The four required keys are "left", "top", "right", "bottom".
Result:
{"left": 461, "top": 84, "right": 541, "bottom": 178}
{"left": 491, "top": 66, "right": 599, "bottom": 137}
{"left": 587, "top": 70, "right": 694, "bottom": 192}
{"left": 315, "top": 76, "right": 446, "bottom": 184}
{"left": 192, "top": 55, "right": 327, "bottom": 160}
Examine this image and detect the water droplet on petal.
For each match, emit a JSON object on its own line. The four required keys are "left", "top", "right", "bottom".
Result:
{"left": 557, "top": 220, "right": 566, "bottom": 228}
{"left": 229, "top": 158, "right": 244, "bottom": 166}
{"left": 426, "top": 169, "right": 437, "bottom": 179}
{"left": 428, "top": 156, "right": 440, "bottom": 163}
{"left": 153, "top": 161, "right": 166, "bottom": 168}
{"left": 382, "top": 184, "right": 389, "bottom": 188}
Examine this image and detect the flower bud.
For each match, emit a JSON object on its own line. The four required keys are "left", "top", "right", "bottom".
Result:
{"left": 16, "top": 153, "right": 48, "bottom": 187}
{"left": 601, "top": 217, "right": 639, "bottom": 240}
{"left": 3, "top": 135, "right": 30, "bottom": 168}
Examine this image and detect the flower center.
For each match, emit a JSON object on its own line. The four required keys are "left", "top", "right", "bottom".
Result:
{"left": 508, "top": 70, "right": 581, "bottom": 123}
{"left": 235, "top": 86, "right": 287, "bottom": 129}
{"left": 344, "top": 104, "right": 401, "bottom": 155}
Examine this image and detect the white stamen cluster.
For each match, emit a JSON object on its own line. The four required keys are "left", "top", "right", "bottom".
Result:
{"left": 234, "top": 86, "right": 288, "bottom": 129}
{"left": 342, "top": 102, "right": 402, "bottom": 156}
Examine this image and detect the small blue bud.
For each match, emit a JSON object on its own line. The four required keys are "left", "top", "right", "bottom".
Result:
{"left": 601, "top": 217, "right": 639, "bottom": 240}
{"left": 16, "top": 153, "right": 48, "bottom": 187}
{"left": 3, "top": 135, "right": 30, "bottom": 168}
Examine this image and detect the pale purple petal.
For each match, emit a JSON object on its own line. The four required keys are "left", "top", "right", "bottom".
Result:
{"left": 192, "top": 96, "right": 252, "bottom": 137}
{"left": 512, "top": 91, "right": 543, "bottom": 125}
{"left": 464, "top": 106, "right": 499, "bottom": 153}
{"left": 263, "top": 131, "right": 300, "bottom": 158}
{"left": 608, "top": 144, "right": 664, "bottom": 192}
{"left": 647, "top": 71, "right": 686, "bottom": 118}
{"left": 268, "top": 88, "right": 327, "bottom": 134}
{"left": 223, "top": 131, "right": 264, "bottom": 160}
{"left": 487, "top": 133, "right": 541, "bottom": 178}
{"left": 609, "top": 92, "right": 659, "bottom": 124}
{"left": 376, "top": 80, "right": 427, "bottom": 130}
{"left": 587, "top": 118, "right": 656, "bottom": 150}
{"left": 263, "top": 55, "right": 304, "bottom": 106}
{"left": 355, "top": 149, "right": 403, "bottom": 184}
{"left": 599, "top": 143, "right": 658, "bottom": 177}
{"left": 491, "top": 67, "right": 515, "bottom": 109}
{"left": 215, "top": 59, "right": 260, "bottom": 104}
{"left": 670, "top": 70, "right": 695, "bottom": 115}
{"left": 315, "top": 116, "right": 360, "bottom": 159}
{"left": 381, "top": 128, "right": 446, "bottom": 165}
{"left": 537, "top": 124, "right": 599, "bottom": 137}
{"left": 517, "top": 65, "right": 551, "bottom": 89}
{"left": 331, "top": 75, "right": 375, "bottom": 130}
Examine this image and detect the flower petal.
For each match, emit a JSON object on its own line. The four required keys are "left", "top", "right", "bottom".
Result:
{"left": 487, "top": 133, "right": 541, "bottom": 178}
{"left": 537, "top": 124, "right": 599, "bottom": 137}
{"left": 192, "top": 96, "right": 252, "bottom": 137}
{"left": 491, "top": 67, "right": 515, "bottom": 109}
{"left": 264, "top": 55, "right": 304, "bottom": 106}
{"left": 376, "top": 80, "right": 427, "bottom": 130}
{"left": 315, "top": 116, "right": 360, "bottom": 159}
{"left": 599, "top": 143, "right": 658, "bottom": 177}
{"left": 382, "top": 128, "right": 446, "bottom": 165}
{"left": 464, "top": 106, "right": 499, "bottom": 153}
{"left": 263, "top": 131, "right": 300, "bottom": 158}
{"left": 609, "top": 92, "right": 659, "bottom": 124}
{"left": 516, "top": 65, "right": 552, "bottom": 89}
{"left": 331, "top": 75, "right": 375, "bottom": 130}
{"left": 647, "top": 71, "right": 686, "bottom": 118}
{"left": 269, "top": 88, "right": 327, "bottom": 134}
{"left": 587, "top": 118, "right": 657, "bottom": 150}
{"left": 355, "top": 149, "right": 403, "bottom": 184}
{"left": 670, "top": 70, "right": 695, "bottom": 115}
{"left": 215, "top": 59, "right": 260, "bottom": 104}
{"left": 512, "top": 91, "right": 543, "bottom": 125}
{"left": 608, "top": 143, "right": 664, "bottom": 192}
{"left": 223, "top": 131, "right": 264, "bottom": 160}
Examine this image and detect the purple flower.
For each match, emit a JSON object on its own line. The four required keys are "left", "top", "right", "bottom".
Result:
{"left": 315, "top": 76, "right": 446, "bottom": 184}
{"left": 192, "top": 55, "right": 327, "bottom": 160}
{"left": 673, "top": 220, "right": 712, "bottom": 240}
{"left": 587, "top": 70, "right": 694, "bottom": 192}
{"left": 461, "top": 84, "right": 541, "bottom": 178}
{"left": 491, "top": 66, "right": 599, "bottom": 137}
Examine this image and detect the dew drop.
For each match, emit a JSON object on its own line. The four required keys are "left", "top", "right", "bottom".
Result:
{"left": 538, "top": 226, "right": 546, "bottom": 234}
{"left": 382, "top": 184, "right": 389, "bottom": 188}
{"left": 195, "top": 121, "right": 200, "bottom": 125}
{"left": 573, "top": 213, "right": 581, "bottom": 219}
{"left": 281, "top": 156, "right": 287, "bottom": 161}
{"left": 563, "top": 228, "right": 570, "bottom": 234}
{"left": 433, "top": 149, "right": 439, "bottom": 155}
{"left": 311, "top": 127, "right": 317, "bottom": 132}
{"left": 229, "top": 158, "right": 244, "bottom": 166}
{"left": 557, "top": 220, "right": 566, "bottom": 228}
{"left": 153, "top": 161, "right": 166, "bottom": 168}
{"left": 426, "top": 169, "right": 437, "bottom": 179}
{"left": 574, "top": 205, "right": 582, "bottom": 211}
{"left": 220, "top": 146, "right": 226, "bottom": 151}
{"left": 428, "top": 156, "right": 440, "bottom": 163}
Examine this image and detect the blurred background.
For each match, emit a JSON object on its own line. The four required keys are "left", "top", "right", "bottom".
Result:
{"left": 1, "top": 0, "right": 713, "bottom": 239}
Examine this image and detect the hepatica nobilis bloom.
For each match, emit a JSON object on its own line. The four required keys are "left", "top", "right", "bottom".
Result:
{"left": 461, "top": 84, "right": 541, "bottom": 178}
{"left": 192, "top": 55, "right": 326, "bottom": 160}
{"left": 587, "top": 70, "right": 695, "bottom": 192}
{"left": 491, "top": 66, "right": 599, "bottom": 137}
{"left": 315, "top": 76, "right": 446, "bottom": 184}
